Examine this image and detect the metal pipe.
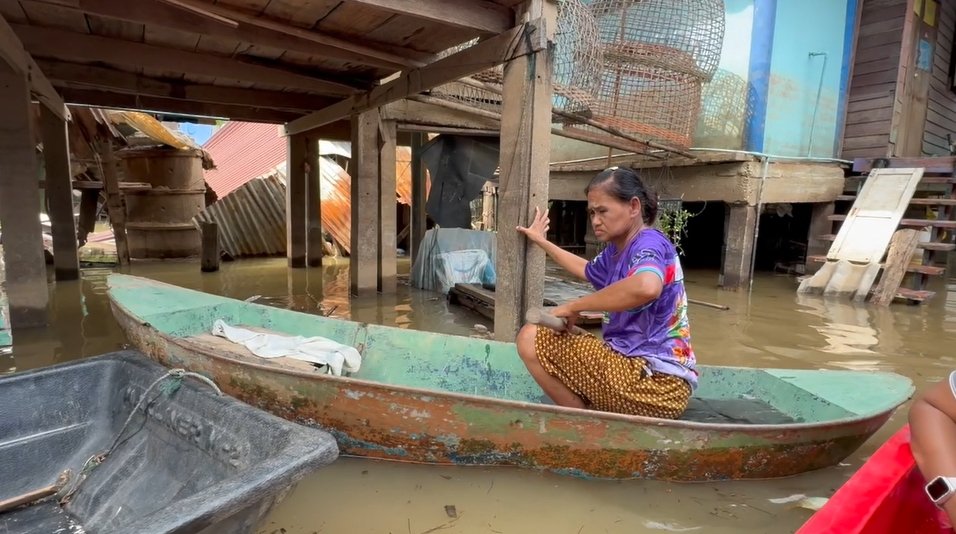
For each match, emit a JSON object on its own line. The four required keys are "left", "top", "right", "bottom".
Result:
{"left": 749, "top": 155, "right": 771, "bottom": 293}
{"left": 807, "top": 51, "right": 829, "bottom": 158}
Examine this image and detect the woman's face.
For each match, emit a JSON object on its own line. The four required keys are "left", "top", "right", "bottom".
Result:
{"left": 586, "top": 184, "right": 643, "bottom": 243}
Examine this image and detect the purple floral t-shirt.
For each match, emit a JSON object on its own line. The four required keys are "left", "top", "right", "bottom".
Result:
{"left": 584, "top": 228, "right": 698, "bottom": 388}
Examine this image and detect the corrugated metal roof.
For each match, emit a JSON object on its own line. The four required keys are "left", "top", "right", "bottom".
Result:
{"left": 203, "top": 121, "right": 286, "bottom": 198}
{"left": 195, "top": 174, "right": 287, "bottom": 257}
{"left": 195, "top": 156, "right": 357, "bottom": 257}
{"left": 199, "top": 121, "right": 429, "bottom": 257}
{"left": 203, "top": 121, "right": 423, "bottom": 204}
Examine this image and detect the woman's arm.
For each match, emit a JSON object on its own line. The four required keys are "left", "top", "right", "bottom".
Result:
{"left": 568, "top": 271, "right": 662, "bottom": 313}
{"left": 549, "top": 272, "right": 663, "bottom": 330}
{"left": 517, "top": 207, "right": 588, "bottom": 281}
{"left": 909, "top": 374, "right": 956, "bottom": 524}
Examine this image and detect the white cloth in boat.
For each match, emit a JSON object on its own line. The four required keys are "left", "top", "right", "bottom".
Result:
{"left": 211, "top": 320, "right": 361, "bottom": 376}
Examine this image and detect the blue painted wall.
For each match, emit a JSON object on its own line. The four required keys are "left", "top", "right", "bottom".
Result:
{"left": 761, "top": 0, "right": 854, "bottom": 157}
{"left": 693, "top": 0, "right": 754, "bottom": 150}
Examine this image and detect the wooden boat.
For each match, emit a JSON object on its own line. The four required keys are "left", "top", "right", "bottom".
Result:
{"left": 108, "top": 273, "right": 915, "bottom": 481}
{"left": 797, "top": 424, "right": 952, "bottom": 534}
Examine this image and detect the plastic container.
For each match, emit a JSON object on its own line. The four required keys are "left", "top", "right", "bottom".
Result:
{"left": 0, "top": 350, "right": 339, "bottom": 533}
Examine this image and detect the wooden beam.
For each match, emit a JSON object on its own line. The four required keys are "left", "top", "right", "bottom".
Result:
{"left": 0, "top": 14, "right": 67, "bottom": 120}
{"left": 348, "top": 0, "right": 513, "bottom": 33}
{"left": 284, "top": 20, "right": 546, "bottom": 136}
{"left": 39, "top": 106, "right": 80, "bottom": 281}
{"left": 95, "top": 140, "right": 130, "bottom": 266}
{"left": 350, "top": 109, "right": 380, "bottom": 296}
{"left": 494, "top": 1, "right": 555, "bottom": 342}
{"left": 306, "top": 135, "right": 322, "bottom": 268}
{"left": 379, "top": 119, "right": 397, "bottom": 293}
{"left": 409, "top": 132, "right": 427, "bottom": 263}
{"left": 57, "top": 87, "right": 301, "bottom": 123}
{"left": 12, "top": 24, "right": 358, "bottom": 96}
{"left": 287, "top": 133, "right": 308, "bottom": 268}
{"left": 0, "top": 65, "right": 49, "bottom": 328}
{"left": 23, "top": 0, "right": 426, "bottom": 70}
{"left": 40, "top": 61, "right": 337, "bottom": 111}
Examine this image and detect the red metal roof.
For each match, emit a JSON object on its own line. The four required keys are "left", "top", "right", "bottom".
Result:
{"left": 202, "top": 121, "right": 423, "bottom": 202}
{"left": 203, "top": 121, "right": 286, "bottom": 198}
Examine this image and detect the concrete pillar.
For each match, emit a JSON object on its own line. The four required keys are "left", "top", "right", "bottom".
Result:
{"left": 0, "top": 66, "right": 49, "bottom": 327}
{"left": 409, "top": 132, "right": 427, "bottom": 263}
{"left": 378, "top": 120, "right": 397, "bottom": 293}
{"left": 286, "top": 132, "right": 308, "bottom": 268}
{"left": 350, "top": 110, "right": 380, "bottom": 296}
{"left": 494, "top": 0, "right": 556, "bottom": 341}
{"left": 39, "top": 105, "right": 80, "bottom": 281}
{"left": 805, "top": 201, "right": 835, "bottom": 275}
{"left": 306, "top": 136, "right": 323, "bottom": 267}
{"left": 719, "top": 203, "right": 757, "bottom": 290}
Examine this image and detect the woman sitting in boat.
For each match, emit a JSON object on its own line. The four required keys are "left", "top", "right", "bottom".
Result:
{"left": 515, "top": 167, "right": 697, "bottom": 419}
{"left": 910, "top": 373, "right": 956, "bottom": 524}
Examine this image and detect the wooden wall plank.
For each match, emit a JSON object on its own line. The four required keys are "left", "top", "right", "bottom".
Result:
{"left": 841, "top": 0, "right": 907, "bottom": 158}
{"left": 922, "top": 0, "right": 956, "bottom": 156}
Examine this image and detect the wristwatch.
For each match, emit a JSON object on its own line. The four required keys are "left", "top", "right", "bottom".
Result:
{"left": 926, "top": 476, "right": 956, "bottom": 506}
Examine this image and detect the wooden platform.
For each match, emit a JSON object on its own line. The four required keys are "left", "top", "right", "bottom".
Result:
{"left": 448, "top": 278, "right": 605, "bottom": 326}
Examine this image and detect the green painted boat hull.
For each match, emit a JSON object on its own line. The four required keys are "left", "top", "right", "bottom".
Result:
{"left": 107, "top": 274, "right": 914, "bottom": 481}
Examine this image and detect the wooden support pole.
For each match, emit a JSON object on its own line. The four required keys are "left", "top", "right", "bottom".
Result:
{"left": 379, "top": 119, "right": 397, "bottom": 293}
{"left": 719, "top": 203, "right": 757, "bottom": 290}
{"left": 306, "top": 136, "right": 323, "bottom": 267}
{"left": 494, "top": 0, "right": 556, "bottom": 342}
{"left": 39, "top": 105, "right": 80, "bottom": 281}
{"left": 96, "top": 140, "right": 130, "bottom": 266}
{"left": 871, "top": 229, "right": 921, "bottom": 306}
{"left": 286, "top": 132, "right": 307, "bottom": 268}
{"left": 350, "top": 109, "right": 381, "bottom": 296}
{"left": 200, "top": 221, "right": 220, "bottom": 272}
{"left": 409, "top": 132, "right": 427, "bottom": 263}
{"left": 0, "top": 65, "right": 49, "bottom": 327}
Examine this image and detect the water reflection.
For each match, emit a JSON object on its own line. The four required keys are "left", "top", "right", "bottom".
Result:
{"left": 3, "top": 258, "right": 954, "bottom": 533}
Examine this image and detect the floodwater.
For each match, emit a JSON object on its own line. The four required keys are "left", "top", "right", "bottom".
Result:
{"left": 4, "top": 256, "right": 956, "bottom": 534}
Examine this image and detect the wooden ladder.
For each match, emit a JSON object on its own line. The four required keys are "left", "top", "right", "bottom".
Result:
{"left": 808, "top": 158, "right": 956, "bottom": 303}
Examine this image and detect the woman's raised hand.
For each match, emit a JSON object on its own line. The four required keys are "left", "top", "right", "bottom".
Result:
{"left": 516, "top": 206, "right": 550, "bottom": 245}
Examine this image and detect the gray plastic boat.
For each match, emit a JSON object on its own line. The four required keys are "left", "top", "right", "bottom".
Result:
{"left": 0, "top": 350, "right": 339, "bottom": 533}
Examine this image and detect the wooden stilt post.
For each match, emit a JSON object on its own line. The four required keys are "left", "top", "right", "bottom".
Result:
{"left": 96, "top": 140, "right": 130, "bottom": 267}
{"left": 0, "top": 65, "right": 49, "bottom": 327}
{"left": 39, "top": 105, "right": 80, "bottom": 281}
{"left": 306, "top": 135, "right": 323, "bottom": 267}
{"left": 719, "top": 203, "right": 757, "bottom": 290}
{"left": 494, "top": 0, "right": 557, "bottom": 341}
{"left": 200, "top": 221, "right": 220, "bottom": 272}
{"left": 410, "top": 132, "right": 427, "bottom": 263}
{"left": 379, "top": 119, "right": 397, "bottom": 293}
{"left": 287, "top": 132, "right": 308, "bottom": 268}
{"left": 350, "top": 109, "right": 380, "bottom": 296}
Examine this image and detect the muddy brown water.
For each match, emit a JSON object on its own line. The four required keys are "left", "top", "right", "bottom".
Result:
{"left": 4, "top": 257, "right": 955, "bottom": 534}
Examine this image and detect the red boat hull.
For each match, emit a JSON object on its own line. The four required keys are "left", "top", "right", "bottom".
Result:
{"left": 798, "top": 425, "right": 952, "bottom": 534}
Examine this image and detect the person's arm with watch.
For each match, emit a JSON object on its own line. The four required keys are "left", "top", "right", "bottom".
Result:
{"left": 910, "top": 370, "right": 956, "bottom": 524}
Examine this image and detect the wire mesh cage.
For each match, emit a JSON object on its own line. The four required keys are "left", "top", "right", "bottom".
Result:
{"left": 590, "top": 0, "right": 724, "bottom": 80}
{"left": 694, "top": 69, "right": 752, "bottom": 147}
{"left": 430, "top": 0, "right": 600, "bottom": 115}
{"left": 564, "top": 0, "right": 726, "bottom": 150}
